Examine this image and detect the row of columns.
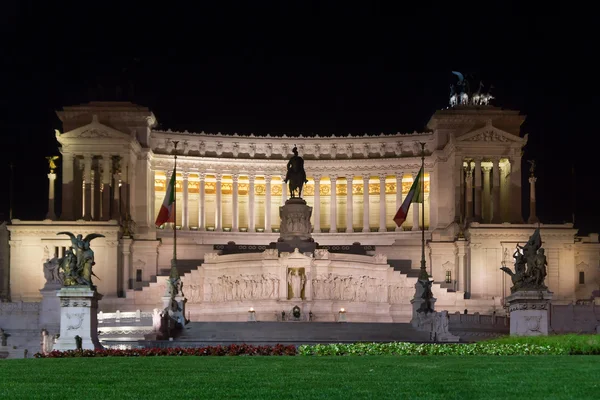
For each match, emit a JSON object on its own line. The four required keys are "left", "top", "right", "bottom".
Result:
{"left": 60, "top": 153, "right": 129, "bottom": 221}
{"left": 162, "top": 171, "right": 427, "bottom": 233}
{"left": 463, "top": 158, "right": 508, "bottom": 223}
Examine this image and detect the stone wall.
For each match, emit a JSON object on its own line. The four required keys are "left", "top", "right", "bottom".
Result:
{"left": 0, "top": 222, "right": 8, "bottom": 299}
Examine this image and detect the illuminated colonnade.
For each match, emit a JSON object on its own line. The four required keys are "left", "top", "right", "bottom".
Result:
{"left": 460, "top": 157, "right": 514, "bottom": 223}
{"left": 154, "top": 171, "right": 431, "bottom": 232}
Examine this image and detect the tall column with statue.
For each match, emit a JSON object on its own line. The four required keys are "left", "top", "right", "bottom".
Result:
{"left": 527, "top": 160, "right": 539, "bottom": 224}
{"left": 46, "top": 156, "right": 59, "bottom": 220}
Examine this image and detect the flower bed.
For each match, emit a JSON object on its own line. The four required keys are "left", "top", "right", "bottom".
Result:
{"left": 33, "top": 335, "right": 600, "bottom": 358}
{"left": 34, "top": 344, "right": 297, "bottom": 358}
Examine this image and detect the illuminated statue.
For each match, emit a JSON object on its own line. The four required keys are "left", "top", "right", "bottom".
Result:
{"left": 46, "top": 156, "right": 60, "bottom": 173}
{"left": 56, "top": 232, "right": 105, "bottom": 287}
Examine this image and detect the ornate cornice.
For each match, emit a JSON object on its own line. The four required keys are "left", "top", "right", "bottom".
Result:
{"left": 149, "top": 131, "right": 436, "bottom": 161}
{"left": 151, "top": 154, "right": 440, "bottom": 176}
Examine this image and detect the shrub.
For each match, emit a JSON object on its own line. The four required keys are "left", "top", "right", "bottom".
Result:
{"left": 34, "top": 344, "right": 298, "bottom": 358}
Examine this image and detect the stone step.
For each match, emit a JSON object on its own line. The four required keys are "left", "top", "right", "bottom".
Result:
{"left": 175, "top": 321, "right": 433, "bottom": 343}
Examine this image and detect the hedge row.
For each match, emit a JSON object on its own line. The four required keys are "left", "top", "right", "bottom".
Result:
{"left": 34, "top": 337, "right": 600, "bottom": 358}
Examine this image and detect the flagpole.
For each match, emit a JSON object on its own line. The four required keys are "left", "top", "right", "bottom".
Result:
{"left": 172, "top": 141, "right": 179, "bottom": 267}
{"left": 419, "top": 142, "right": 427, "bottom": 280}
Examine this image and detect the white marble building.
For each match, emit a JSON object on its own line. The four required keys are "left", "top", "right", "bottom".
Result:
{"left": 2, "top": 101, "right": 599, "bottom": 321}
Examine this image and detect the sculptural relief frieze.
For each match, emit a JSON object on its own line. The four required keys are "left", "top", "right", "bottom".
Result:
{"left": 311, "top": 274, "right": 388, "bottom": 302}
{"left": 206, "top": 274, "right": 280, "bottom": 302}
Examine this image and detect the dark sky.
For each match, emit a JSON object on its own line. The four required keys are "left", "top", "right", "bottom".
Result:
{"left": 1, "top": 5, "right": 598, "bottom": 233}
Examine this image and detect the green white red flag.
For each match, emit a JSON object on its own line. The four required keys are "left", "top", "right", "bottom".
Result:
{"left": 393, "top": 167, "right": 424, "bottom": 227}
{"left": 155, "top": 170, "right": 176, "bottom": 227}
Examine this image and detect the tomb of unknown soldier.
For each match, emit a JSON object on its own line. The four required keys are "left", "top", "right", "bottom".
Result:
{"left": 2, "top": 77, "right": 600, "bottom": 356}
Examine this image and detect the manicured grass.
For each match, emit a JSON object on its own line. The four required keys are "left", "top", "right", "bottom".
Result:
{"left": 2, "top": 356, "right": 600, "bottom": 399}
{"left": 486, "top": 334, "right": 600, "bottom": 353}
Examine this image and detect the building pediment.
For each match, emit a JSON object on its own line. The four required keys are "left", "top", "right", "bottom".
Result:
{"left": 56, "top": 115, "right": 132, "bottom": 143}
{"left": 456, "top": 125, "right": 527, "bottom": 145}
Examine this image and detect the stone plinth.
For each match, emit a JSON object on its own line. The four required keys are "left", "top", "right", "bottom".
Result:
{"left": 506, "top": 290, "right": 553, "bottom": 336}
{"left": 410, "top": 279, "right": 437, "bottom": 328}
{"left": 39, "top": 285, "right": 61, "bottom": 333}
{"left": 161, "top": 295, "right": 187, "bottom": 330}
{"left": 279, "top": 198, "right": 312, "bottom": 241}
{"left": 53, "top": 286, "right": 103, "bottom": 351}
{"left": 277, "top": 198, "right": 316, "bottom": 254}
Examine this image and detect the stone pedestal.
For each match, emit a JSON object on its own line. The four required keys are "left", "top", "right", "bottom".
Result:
{"left": 506, "top": 290, "right": 553, "bottom": 336}
{"left": 53, "top": 287, "right": 103, "bottom": 351}
{"left": 277, "top": 198, "right": 316, "bottom": 254}
{"left": 410, "top": 279, "right": 437, "bottom": 328}
{"left": 161, "top": 295, "right": 187, "bottom": 329}
{"left": 39, "top": 285, "right": 61, "bottom": 333}
{"left": 279, "top": 198, "right": 312, "bottom": 241}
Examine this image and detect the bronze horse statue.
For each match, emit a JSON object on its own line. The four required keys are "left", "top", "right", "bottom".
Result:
{"left": 284, "top": 146, "right": 308, "bottom": 198}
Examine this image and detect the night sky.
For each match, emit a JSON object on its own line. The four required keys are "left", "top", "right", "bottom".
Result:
{"left": 1, "top": 6, "right": 598, "bottom": 233}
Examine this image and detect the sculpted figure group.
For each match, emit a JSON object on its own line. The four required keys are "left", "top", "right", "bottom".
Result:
{"left": 43, "top": 232, "right": 105, "bottom": 288}
{"left": 500, "top": 229, "right": 548, "bottom": 293}
{"left": 207, "top": 274, "right": 281, "bottom": 302}
{"left": 312, "top": 274, "right": 388, "bottom": 302}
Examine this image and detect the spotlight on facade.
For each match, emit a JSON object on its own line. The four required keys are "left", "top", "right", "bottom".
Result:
{"left": 248, "top": 307, "right": 256, "bottom": 322}
{"left": 338, "top": 308, "right": 347, "bottom": 323}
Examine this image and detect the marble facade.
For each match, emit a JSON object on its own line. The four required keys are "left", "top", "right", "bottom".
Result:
{"left": 1, "top": 101, "right": 599, "bottom": 323}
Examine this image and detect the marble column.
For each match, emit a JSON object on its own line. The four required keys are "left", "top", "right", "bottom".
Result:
{"left": 500, "top": 161, "right": 511, "bottom": 222}
{"left": 412, "top": 171, "right": 420, "bottom": 231}
{"left": 492, "top": 158, "right": 501, "bottom": 223}
{"left": 482, "top": 166, "right": 492, "bottom": 223}
{"left": 313, "top": 174, "right": 321, "bottom": 233}
{"left": 181, "top": 172, "right": 189, "bottom": 230}
{"left": 528, "top": 176, "right": 539, "bottom": 224}
{"left": 473, "top": 158, "right": 482, "bottom": 221}
{"left": 456, "top": 243, "right": 466, "bottom": 292}
{"left": 83, "top": 155, "right": 93, "bottom": 221}
{"left": 215, "top": 173, "right": 223, "bottom": 231}
{"left": 509, "top": 156, "right": 524, "bottom": 223}
{"left": 456, "top": 157, "right": 465, "bottom": 224}
{"left": 248, "top": 175, "right": 255, "bottom": 232}
{"left": 232, "top": 174, "right": 239, "bottom": 232}
{"left": 121, "top": 238, "right": 132, "bottom": 293}
{"left": 101, "top": 155, "right": 111, "bottom": 221}
{"left": 395, "top": 172, "right": 403, "bottom": 231}
{"left": 379, "top": 173, "right": 386, "bottom": 232}
{"left": 465, "top": 164, "right": 473, "bottom": 221}
{"left": 198, "top": 173, "right": 206, "bottom": 231}
{"left": 281, "top": 178, "right": 288, "bottom": 203}
{"left": 346, "top": 175, "right": 353, "bottom": 233}
{"left": 112, "top": 172, "right": 121, "bottom": 221}
{"left": 163, "top": 170, "right": 172, "bottom": 230}
{"left": 60, "top": 153, "right": 74, "bottom": 220}
{"left": 46, "top": 172, "right": 57, "bottom": 220}
{"left": 362, "top": 174, "right": 370, "bottom": 232}
{"left": 330, "top": 175, "right": 337, "bottom": 233}
{"left": 265, "top": 175, "right": 272, "bottom": 232}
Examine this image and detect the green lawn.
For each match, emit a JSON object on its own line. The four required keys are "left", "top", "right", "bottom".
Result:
{"left": 1, "top": 356, "right": 599, "bottom": 399}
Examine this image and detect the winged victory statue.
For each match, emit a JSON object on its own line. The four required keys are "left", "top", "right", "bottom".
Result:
{"left": 56, "top": 232, "right": 105, "bottom": 287}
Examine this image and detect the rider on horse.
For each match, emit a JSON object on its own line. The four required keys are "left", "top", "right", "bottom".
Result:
{"left": 284, "top": 146, "right": 308, "bottom": 198}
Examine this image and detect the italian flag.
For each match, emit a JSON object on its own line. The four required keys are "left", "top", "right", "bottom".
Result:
{"left": 155, "top": 170, "right": 176, "bottom": 227}
{"left": 393, "top": 166, "right": 424, "bottom": 227}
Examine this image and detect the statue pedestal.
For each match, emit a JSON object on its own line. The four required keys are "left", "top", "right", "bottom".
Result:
{"left": 506, "top": 290, "right": 553, "bottom": 336}
{"left": 279, "top": 198, "right": 312, "bottom": 241}
{"left": 277, "top": 198, "right": 316, "bottom": 254}
{"left": 410, "top": 279, "right": 437, "bottom": 329}
{"left": 39, "top": 284, "right": 61, "bottom": 333}
{"left": 161, "top": 295, "right": 187, "bottom": 330}
{"left": 53, "top": 286, "right": 103, "bottom": 351}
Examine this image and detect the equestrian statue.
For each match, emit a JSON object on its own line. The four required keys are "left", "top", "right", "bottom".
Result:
{"left": 284, "top": 146, "right": 308, "bottom": 198}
